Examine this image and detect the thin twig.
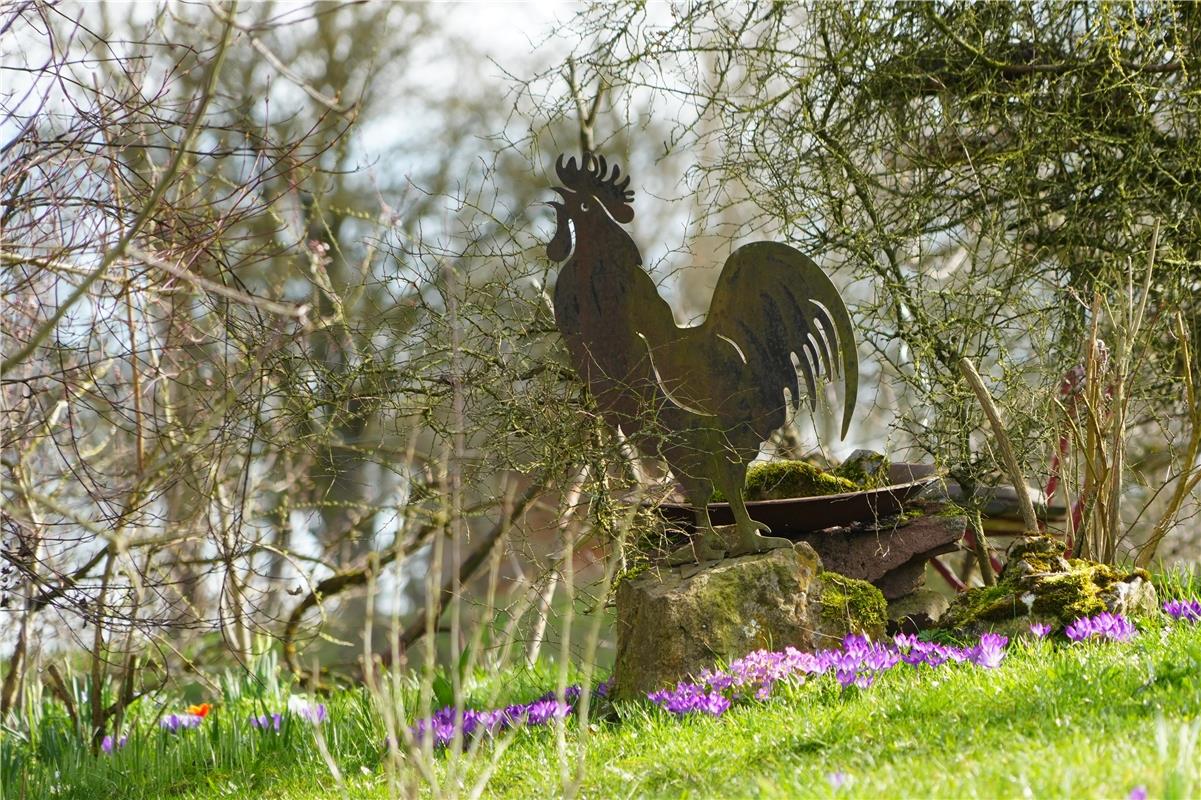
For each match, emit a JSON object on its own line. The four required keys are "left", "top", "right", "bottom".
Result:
{"left": 0, "top": 3, "right": 239, "bottom": 376}
{"left": 126, "top": 247, "right": 310, "bottom": 320}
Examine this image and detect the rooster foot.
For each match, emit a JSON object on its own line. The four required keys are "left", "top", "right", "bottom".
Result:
{"left": 724, "top": 522, "right": 795, "bottom": 558}
{"left": 666, "top": 528, "right": 727, "bottom": 566}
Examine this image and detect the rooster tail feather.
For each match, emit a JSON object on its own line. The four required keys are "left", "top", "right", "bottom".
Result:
{"left": 806, "top": 293, "right": 858, "bottom": 439}
{"left": 706, "top": 241, "right": 859, "bottom": 441}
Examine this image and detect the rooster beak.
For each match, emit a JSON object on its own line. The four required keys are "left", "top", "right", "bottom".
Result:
{"left": 546, "top": 198, "right": 572, "bottom": 263}
{"left": 542, "top": 187, "right": 569, "bottom": 211}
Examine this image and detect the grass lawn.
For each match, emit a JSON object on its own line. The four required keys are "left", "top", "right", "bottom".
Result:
{"left": 4, "top": 619, "right": 1200, "bottom": 799}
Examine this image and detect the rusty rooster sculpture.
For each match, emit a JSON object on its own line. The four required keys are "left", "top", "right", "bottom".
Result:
{"left": 547, "top": 152, "right": 858, "bottom": 560}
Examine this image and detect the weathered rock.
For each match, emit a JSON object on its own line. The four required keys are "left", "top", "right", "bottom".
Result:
{"left": 873, "top": 557, "right": 932, "bottom": 600}
{"left": 613, "top": 544, "right": 886, "bottom": 701}
{"left": 794, "top": 510, "right": 966, "bottom": 599}
{"left": 942, "top": 535, "right": 1159, "bottom": 633}
{"left": 887, "top": 589, "right": 950, "bottom": 634}
{"left": 833, "top": 449, "right": 890, "bottom": 486}
{"left": 1003, "top": 535, "right": 1073, "bottom": 575}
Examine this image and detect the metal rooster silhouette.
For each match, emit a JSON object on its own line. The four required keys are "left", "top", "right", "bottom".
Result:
{"left": 547, "top": 152, "right": 858, "bottom": 559}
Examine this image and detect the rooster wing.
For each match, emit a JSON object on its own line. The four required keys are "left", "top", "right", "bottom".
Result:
{"left": 641, "top": 241, "right": 858, "bottom": 447}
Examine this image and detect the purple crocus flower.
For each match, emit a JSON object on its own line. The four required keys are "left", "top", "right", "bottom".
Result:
{"left": 863, "top": 644, "right": 900, "bottom": 672}
{"left": 967, "top": 633, "right": 1008, "bottom": 669}
{"left": 463, "top": 709, "right": 493, "bottom": 735}
{"left": 702, "top": 692, "right": 731, "bottom": 715}
{"left": 813, "top": 648, "right": 841, "bottom": 673}
{"left": 100, "top": 734, "right": 127, "bottom": 754}
{"left": 292, "top": 702, "right": 327, "bottom": 725}
{"left": 706, "top": 671, "right": 737, "bottom": 692}
{"left": 1071, "top": 612, "right": 1100, "bottom": 639}
{"left": 1093, "top": 612, "right": 1136, "bottom": 641}
{"left": 410, "top": 714, "right": 449, "bottom": 747}
{"left": 409, "top": 628, "right": 1018, "bottom": 752}
{"left": 648, "top": 683, "right": 730, "bottom": 717}
{"left": 412, "top": 706, "right": 492, "bottom": 746}
{"left": 250, "top": 712, "right": 283, "bottom": 732}
{"left": 834, "top": 669, "right": 873, "bottom": 689}
{"left": 533, "top": 685, "right": 582, "bottom": 705}
{"left": 1127, "top": 785, "right": 1148, "bottom": 800}
{"left": 1029, "top": 622, "right": 1052, "bottom": 638}
{"left": 1163, "top": 599, "right": 1201, "bottom": 623}
{"left": 408, "top": 691, "right": 582, "bottom": 750}
{"left": 827, "top": 771, "right": 849, "bottom": 789}
{"left": 521, "top": 699, "right": 571, "bottom": 726}
{"left": 699, "top": 648, "right": 821, "bottom": 700}
{"left": 841, "top": 634, "right": 871, "bottom": 656}
{"left": 922, "top": 647, "right": 949, "bottom": 668}
{"left": 1065, "top": 612, "right": 1136, "bottom": 642}
{"left": 501, "top": 702, "right": 529, "bottom": 724}
{"left": 158, "top": 713, "right": 203, "bottom": 733}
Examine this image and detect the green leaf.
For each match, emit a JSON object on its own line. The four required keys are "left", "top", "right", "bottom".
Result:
{"left": 432, "top": 674, "right": 455, "bottom": 709}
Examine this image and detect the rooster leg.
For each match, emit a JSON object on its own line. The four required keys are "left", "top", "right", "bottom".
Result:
{"left": 666, "top": 479, "right": 727, "bottom": 565}
{"left": 726, "top": 500, "right": 795, "bottom": 556}
{"left": 716, "top": 467, "right": 795, "bottom": 557}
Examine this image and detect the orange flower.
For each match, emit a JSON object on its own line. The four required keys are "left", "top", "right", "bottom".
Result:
{"left": 186, "top": 703, "right": 211, "bottom": 719}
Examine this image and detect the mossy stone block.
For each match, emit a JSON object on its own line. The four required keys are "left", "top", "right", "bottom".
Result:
{"left": 613, "top": 545, "right": 886, "bottom": 701}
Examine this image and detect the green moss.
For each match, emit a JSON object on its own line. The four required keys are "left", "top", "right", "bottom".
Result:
{"left": 714, "top": 460, "right": 859, "bottom": 502}
{"left": 1028, "top": 568, "right": 1108, "bottom": 620}
{"left": 819, "top": 571, "right": 888, "bottom": 639}
{"left": 613, "top": 515, "right": 673, "bottom": 592}
{"left": 614, "top": 561, "right": 653, "bottom": 589}
{"left": 941, "top": 537, "right": 1158, "bottom": 632}
{"left": 941, "top": 583, "right": 1018, "bottom": 626}
{"left": 936, "top": 501, "right": 968, "bottom": 517}
{"left": 1008, "top": 536, "right": 1062, "bottom": 563}
{"left": 831, "top": 452, "right": 890, "bottom": 488}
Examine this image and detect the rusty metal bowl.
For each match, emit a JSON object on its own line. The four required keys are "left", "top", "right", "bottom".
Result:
{"left": 657, "top": 462, "right": 940, "bottom": 536}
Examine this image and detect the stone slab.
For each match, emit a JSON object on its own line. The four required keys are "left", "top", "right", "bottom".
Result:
{"left": 793, "top": 511, "right": 966, "bottom": 597}
{"left": 887, "top": 588, "right": 950, "bottom": 634}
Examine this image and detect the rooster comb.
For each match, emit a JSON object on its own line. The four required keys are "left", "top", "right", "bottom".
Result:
{"left": 554, "top": 152, "right": 635, "bottom": 222}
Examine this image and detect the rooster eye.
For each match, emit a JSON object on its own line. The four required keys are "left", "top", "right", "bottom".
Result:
{"left": 580, "top": 200, "right": 590, "bottom": 212}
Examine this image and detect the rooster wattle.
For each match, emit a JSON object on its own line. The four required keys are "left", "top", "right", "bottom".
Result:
{"left": 547, "top": 152, "right": 858, "bottom": 559}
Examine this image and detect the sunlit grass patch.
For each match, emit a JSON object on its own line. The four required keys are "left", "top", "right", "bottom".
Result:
{"left": 4, "top": 610, "right": 1200, "bottom": 799}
